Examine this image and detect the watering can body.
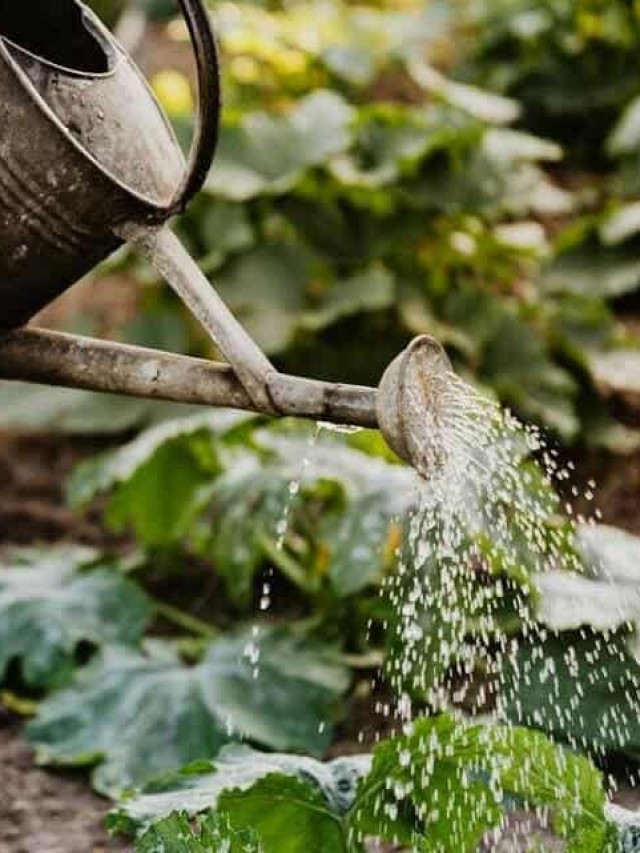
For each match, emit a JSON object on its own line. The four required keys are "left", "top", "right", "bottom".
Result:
{"left": 0, "top": 0, "right": 216, "bottom": 329}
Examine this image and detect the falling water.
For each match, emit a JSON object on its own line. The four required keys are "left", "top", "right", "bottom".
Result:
{"left": 385, "top": 366, "right": 571, "bottom": 712}
{"left": 244, "top": 424, "right": 322, "bottom": 678}
{"left": 376, "top": 354, "right": 640, "bottom": 848}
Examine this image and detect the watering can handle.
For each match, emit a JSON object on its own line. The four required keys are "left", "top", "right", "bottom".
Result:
{"left": 169, "top": 0, "right": 221, "bottom": 213}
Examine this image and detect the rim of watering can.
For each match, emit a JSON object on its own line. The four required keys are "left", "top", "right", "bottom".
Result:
{"left": 0, "top": 6, "right": 120, "bottom": 80}
{"left": 0, "top": 1, "right": 217, "bottom": 217}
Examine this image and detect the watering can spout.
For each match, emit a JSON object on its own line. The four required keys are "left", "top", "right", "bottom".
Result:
{"left": 377, "top": 336, "right": 453, "bottom": 475}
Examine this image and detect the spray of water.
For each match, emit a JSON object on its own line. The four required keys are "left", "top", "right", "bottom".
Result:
{"left": 376, "top": 357, "right": 640, "bottom": 847}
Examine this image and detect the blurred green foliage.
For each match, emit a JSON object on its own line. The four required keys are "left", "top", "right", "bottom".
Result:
{"left": 89, "top": 0, "right": 640, "bottom": 448}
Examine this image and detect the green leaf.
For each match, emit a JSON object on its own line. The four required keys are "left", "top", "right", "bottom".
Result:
{"left": 0, "top": 383, "right": 186, "bottom": 436}
{"left": 502, "top": 630, "right": 640, "bottom": 759}
{"left": 67, "top": 413, "right": 246, "bottom": 508}
{"left": 200, "top": 454, "right": 298, "bottom": 605}
{"left": 200, "top": 433, "right": 414, "bottom": 603}
{"left": 195, "top": 200, "right": 255, "bottom": 273}
{"left": 323, "top": 492, "right": 399, "bottom": 597}
{"left": 353, "top": 715, "right": 609, "bottom": 850}
{"left": 110, "top": 744, "right": 369, "bottom": 837}
{"left": 533, "top": 570, "right": 640, "bottom": 633}
{"left": 600, "top": 201, "right": 640, "bottom": 246}
{"left": 407, "top": 58, "right": 521, "bottom": 125}
{"left": 0, "top": 546, "right": 151, "bottom": 689}
{"left": 302, "top": 266, "right": 395, "bottom": 332}
{"left": 480, "top": 314, "right": 579, "bottom": 438}
{"left": 136, "top": 811, "right": 260, "bottom": 852}
{"left": 28, "top": 627, "right": 350, "bottom": 794}
{"left": 220, "top": 775, "right": 349, "bottom": 852}
{"left": 114, "top": 715, "right": 608, "bottom": 852}
{"left": 214, "top": 243, "right": 311, "bottom": 355}
{"left": 543, "top": 243, "right": 640, "bottom": 299}
{"left": 209, "top": 92, "right": 355, "bottom": 201}
{"left": 578, "top": 523, "right": 640, "bottom": 584}
{"left": 608, "top": 95, "right": 640, "bottom": 157}
{"left": 329, "top": 108, "right": 443, "bottom": 189}
{"left": 588, "top": 349, "right": 640, "bottom": 424}
{"left": 66, "top": 413, "right": 253, "bottom": 547}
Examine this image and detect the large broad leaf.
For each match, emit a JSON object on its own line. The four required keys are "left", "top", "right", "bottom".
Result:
{"left": 353, "top": 715, "right": 609, "bottom": 851}
{"left": 113, "top": 715, "right": 611, "bottom": 852}
{"left": 199, "top": 433, "right": 415, "bottom": 603}
{"left": 600, "top": 201, "right": 640, "bottom": 246}
{"left": 328, "top": 108, "right": 445, "bottom": 189}
{"left": 542, "top": 243, "right": 640, "bottom": 299}
{"left": 533, "top": 571, "right": 640, "bottom": 633}
{"left": 533, "top": 523, "right": 640, "bottom": 633}
{"left": 136, "top": 811, "right": 260, "bottom": 852}
{"left": 502, "top": 630, "right": 640, "bottom": 760}
{"left": 213, "top": 243, "right": 311, "bottom": 355}
{"left": 209, "top": 91, "right": 355, "bottom": 201}
{"left": 407, "top": 58, "right": 521, "bottom": 125}
{"left": 578, "top": 523, "right": 640, "bottom": 585}
{"left": 194, "top": 199, "right": 255, "bottom": 273}
{"left": 0, "top": 383, "right": 191, "bottom": 436}
{"left": 588, "top": 350, "right": 640, "bottom": 426}
{"left": 0, "top": 545, "right": 151, "bottom": 690}
{"left": 302, "top": 266, "right": 395, "bottom": 332}
{"left": 199, "top": 454, "right": 303, "bottom": 605}
{"left": 67, "top": 413, "right": 252, "bottom": 547}
{"left": 479, "top": 313, "right": 579, "bottom": 439}
{"left": 608, "top": 95, "right": 640, "bottom": 157}
{"left": 322, "top": 492, "right": 401, "bottom": 598}
{"left": 27, "top": 627, "right": 350, "bottom": 795}
{"left": 112, "top": 744, "right": 370, "bottom": 848}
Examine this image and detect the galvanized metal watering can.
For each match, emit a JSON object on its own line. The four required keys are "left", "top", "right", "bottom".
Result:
{"left": 0, "top": 0, "right": 451, "bottom": 474}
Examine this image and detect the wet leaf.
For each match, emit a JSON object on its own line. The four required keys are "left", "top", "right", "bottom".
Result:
{"left": 353, "top": 715, "right": 608, "bottom": 850}
{"left": 111, "top": 744, "right": 370, "bottom": 845}
{"left": 112, "top": 715, "right": 609, "bottom": 851}
{"left": 27, "top": 627, "right": 350, "bottom": 794}
{"left": 323, "top": 491, "right": 400, "bottom": 597}
{"left": 502, "top": 630, "right": 640, "bottom": 760}
{"left": 0, "top": 546, "right": 151, "bottom": 689}
{"left": 136, "top": 811, "right": 260, "bottom": 853}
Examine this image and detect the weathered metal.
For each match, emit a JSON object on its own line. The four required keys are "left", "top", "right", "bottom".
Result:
{"left": 0, "top": 328, "right": 380, "bottom": 428}
{"left": 0, "top": 0, "right": 219, "bottom": 329}
{"left": 0, "top": 0, "right": 447, "bottom": 474}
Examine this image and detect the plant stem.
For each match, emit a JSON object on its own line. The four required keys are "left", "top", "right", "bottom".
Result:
{"left": 151, "top": 598, "right": 218, "bottom": 640}
{"left": 258, "top": 533, "right": 319, "bottom": 594}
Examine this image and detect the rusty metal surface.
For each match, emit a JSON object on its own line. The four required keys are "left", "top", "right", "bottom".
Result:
{"left": 0, "top": 0, "right": 220, "bottom": 329}
{"left": 0, "top": 328, "right": 380, "bottom": 429}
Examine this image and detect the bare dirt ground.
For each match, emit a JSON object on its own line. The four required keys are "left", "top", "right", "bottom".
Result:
{"left": 0, "top": 721, "right": 130, "bottom": 853}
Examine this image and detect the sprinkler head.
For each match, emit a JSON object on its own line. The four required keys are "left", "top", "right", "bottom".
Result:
{"left": 377, "top": 335, "right": 454, "bottom": 478}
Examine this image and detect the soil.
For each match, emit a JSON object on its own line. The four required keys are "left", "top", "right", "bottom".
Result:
{"left": 0, "top": 719, "right": 130, "bottom": 853}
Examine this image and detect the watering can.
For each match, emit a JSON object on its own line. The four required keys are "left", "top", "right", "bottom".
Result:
{"left": 0, "top": 0, "right": 451, "bottom": 475}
